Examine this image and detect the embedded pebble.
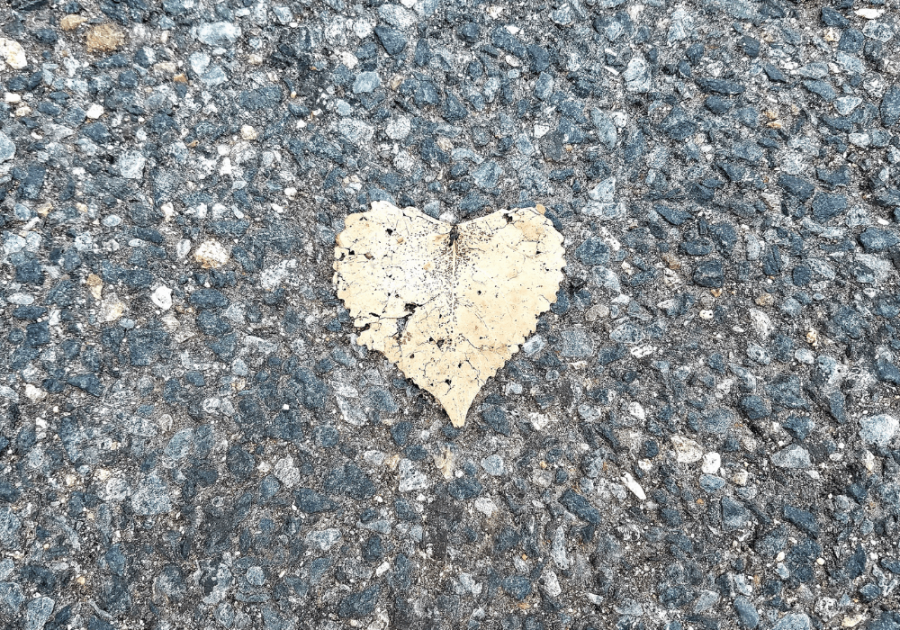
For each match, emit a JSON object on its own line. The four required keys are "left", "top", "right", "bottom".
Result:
{"left": 671, "top": 436, "right": 703, "bottom": 463}
{"left": 196, "top": 22, "right": 241, "bottom": 46}
{"left": 86, "top": 23, "right": 125, "bottom": 53}
{"left": 0, "top": 132, "right": 15, "bottom": 164}
{"left": 859, "top": 414, "right": 898, "bottom": 448}
{"left": 0, "top": 38, "right": 27, "bottom": 69}
{"left": 701, "top": 452, "right": 721, "bottom": 475}
{"left": 353, "top": 72, "right": 381, "bottom": 94}
{"left": 771, "top": 445, "right": 812, "bottom": 469}
{"left": 193, "top": 240, "right": 229, "bottom": 268}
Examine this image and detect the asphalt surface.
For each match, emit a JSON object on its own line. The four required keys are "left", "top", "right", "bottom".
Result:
{"left": 1, "top": 0, "right": 900, "bottom": 628}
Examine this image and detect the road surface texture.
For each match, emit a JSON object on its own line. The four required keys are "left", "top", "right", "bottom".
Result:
{"left": 1, "top": 0, "right": 900, "bottom": 628}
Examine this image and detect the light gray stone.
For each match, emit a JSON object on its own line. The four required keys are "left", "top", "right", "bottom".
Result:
{"left": 305, "top": 528, "right": 342, "bottom": 551}
{"left": 196, "top": 22, "right": 241, "bottom": 46}
{"left": 771, "top": 445, "right": 811, "bottom": 469}
{"left": 471, "top": 161, "right": 501, "bottom": 189}
{"left": 559, "top": 329, "right": 594, "bottom": 357}
{"left": 480, "top": 455, "right": 505, "bottom": 476}
{"left": 25, "top": 597, "right": 54, "bottom": 630}
{"left": 860, "top": 414, "right": 898, "bottom": 448}
{"left": 623, "top": 55, "right": 650, "bottom": 92}
{"left": 772, "top": 614, "right": 811, "bottom": 630}
{"left": 378, "top": 4, "right": 416, "bottom": 29}
{"left": 0, "top": 132, "right": 14, "bottom": 163}
{"left": 353, "top": 71, "right": 381, "bottom": 94}
{"left": 131, "top": 473, "right": 172, "bottom": 516}
{"left": 117, "top": 151, "right": 146, "bottom": 180}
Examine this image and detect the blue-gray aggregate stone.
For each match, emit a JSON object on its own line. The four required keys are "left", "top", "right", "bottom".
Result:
{"left": 0, "top": 132, "right": 15, "bottom": 163}
{"left": 721, "top": 496, "right": 750, "bottom": 530}
{"left": 770, "top": 445, "right": 811, "bottom": 469}
{"left": 0, "top": 583, "right": 24, "bottom": 615}
{"left": 559, "top": 489, "right": 600, "bottom": 524}
{"left": 481, "top": 455, "right": 505, "bottom": 476}
{"left": 782, "top": 416, "right": 814, "bottom": 442}
{"left": 374, "top": 26, "right": 407, "bottom": 56}
{"left": 130, "top": 473, "right": 172, "bottom": 516}
{"left": 353, "top": 71, "right": 381, "bottom": 94}
{"left": 859, "top": 414, "right": 898, "bottom": 448}
{"left": 783, "top": 505, "right": 819, "bottom": 538}
{"left": 699, "top": 475, "right": 726, "bottom": 492}
{"left": 337, "top": 584, "right": 380, "bottom": 618}
{"left": 558, "top": 329, "right": 594, "bottom": 358}
{"left": 0, "top": 508, "right": 21, "bottom": 550}
{"left": 772, "top": 614, "right": 811, "bottom": 630}
{"left": 858, "top": 228, "right": 900, "bottom": 252}
{"left": 692, "top": 260, "right": 724, "bottom": 287}
{"left": 733, "top": 595, "right": 759, "bottom": 629}
{"left": 575, "top": 238, "right": 610, "bottom": 265}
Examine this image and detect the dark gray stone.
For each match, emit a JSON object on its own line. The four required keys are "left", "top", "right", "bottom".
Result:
{"left": 693, "top": 261, "right": 724, "bottom": 288}
{"left": 721, "top": 496, "right": 750, "bottom": 530}
{"left": 859, "top": 228, "right": 899, "bottom": 253}
{"left": 783, "top": 505, "right": 819, "bottom": 538}
{"left": 696, "top": 78, "right": 745, "bottom": 95}
{"left": 502, "top": 576, "right": 532, "bottom": 601}
{"left": 559, "top": 489, "right": 601, "bottom": 524}
{"left": 375, "top": 26, "right": 407, "bottom": 56}
{"left": 812, "top": 193, "right": 848, "bottom": 221}
{"left": 337, "top": 585, "right": 380, "bottom": 618}
{"left": 881, "top": 85, "right": 900, "bottom": 127}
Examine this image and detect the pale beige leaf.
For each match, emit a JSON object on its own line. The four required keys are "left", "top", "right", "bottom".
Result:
{"left": 334, "top": 201, "right": 565, "bottom": 427}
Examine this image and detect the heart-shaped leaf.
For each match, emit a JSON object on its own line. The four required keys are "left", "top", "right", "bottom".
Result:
{"left": 334, "top": 201, "right": 566, "bottom": 426}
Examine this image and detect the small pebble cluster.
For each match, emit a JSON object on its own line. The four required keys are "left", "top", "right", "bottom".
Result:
{"left": 1, "top": 0, "right": 900, "bottom": 629}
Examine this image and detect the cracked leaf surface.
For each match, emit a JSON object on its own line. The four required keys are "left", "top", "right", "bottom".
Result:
{"left": 334, "top": 201, "right": 566, "bottom": 427}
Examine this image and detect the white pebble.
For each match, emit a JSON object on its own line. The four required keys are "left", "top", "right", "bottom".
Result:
{"left": 474, "top": 497, "right": 497, "bottom": 517}
{"left": 701, "top": 452, "right": 721, "bottom": 475}
{"left": 0, "top": 38, "right": 27, "bottom": 70}
{"left": 621, "top": 472, "right": 646, "bottom": 500}
{"left": 193, "top": 239, "right": 229, "bottom": 268}
{"left": 151, "top": 286, "right": 173, "bottom": 310}
{"left": 671, "top": 435, "right": 703, "bottom": 463}
{"left": 25, "top": 384, "right": 46, "bottom": 402}
{"left": 628, "top": 402, "right": 646, "bottom": 421}
{"left": 855, "top": 8, "right": 884, "bottom": 18}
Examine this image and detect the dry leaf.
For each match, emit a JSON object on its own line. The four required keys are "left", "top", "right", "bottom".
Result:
{"left": 334, "top": 201, "right": 565, "bottom": 427}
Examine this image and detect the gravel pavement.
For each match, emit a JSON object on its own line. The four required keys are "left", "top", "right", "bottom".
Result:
{"left": 1, "top": 0, "right": 900, "bottom": 628}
